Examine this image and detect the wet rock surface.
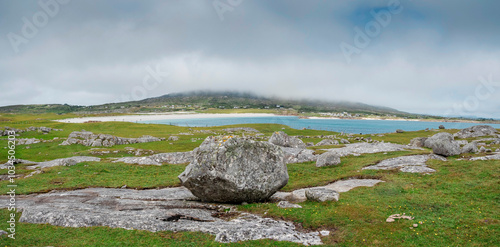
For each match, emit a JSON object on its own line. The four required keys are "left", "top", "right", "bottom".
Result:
{"left": 179, "top": 136, "right": 288, "bottom": 203}
{"left": 0, "top": 187, "right": 322, "bottom": 245}
{"left": 362, "top": 154, "right": 446, "bottom": 173}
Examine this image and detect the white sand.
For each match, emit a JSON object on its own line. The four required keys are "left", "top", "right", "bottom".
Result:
{"left": 55, "top": 113, "right": 278, "bottom": 123}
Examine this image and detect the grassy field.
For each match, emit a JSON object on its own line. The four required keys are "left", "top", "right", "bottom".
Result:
{"left": 0, "top": 113, "right": 498, "bottom": 246}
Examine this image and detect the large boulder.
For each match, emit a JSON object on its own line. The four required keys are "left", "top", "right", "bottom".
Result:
{"left": 316, "top": 152, "right": 341, "bottom": 167}
{"left": 454, "top": 125, "right": 498, "bottom": 139}
{"left": 424, "top": 133, "right": 461, "bottom": 157}
{"left": 269, "top": 131, "right": 306, "bottom": 149}
{"left": 179, "top": 136, "right": 288, "bottom": 203}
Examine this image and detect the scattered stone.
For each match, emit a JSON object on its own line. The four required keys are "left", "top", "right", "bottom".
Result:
{"left": 15, "top": 138, "right": 41, "bottom": 145}
{"left": 0, "top": 187, "right": 323, "bottom": 245}
{"left": 315, "top": 139, "right": 339, "bottom": 146}
{"left": 319, "top": 230, "right": 330, "bottom": 236}
{"left": 454, "top": 125, "right": 498, "bottom": 139}
{"left": 61, "top": 131, "right": 162, "bottom": 147}
{"left": 179, "top": 136, "right": 288, "bottom": 203}
{"left": 168, "top": 136, "right": 179, "bottom": 141}
{"left": 277, "top": 201, "right": 302, "bottom": 209}
{"left": 114, "top": 151, "right": 193, "bottom": 165}
{"left": 340, "top": 139, "right": 350, "bottom": 144}
{"left": 469, "top": 153, "right": 500, "bottom": 160}
{"left": 479, "top": 146, "right": 486, "bottom": 153}
{"left": 324, "top": 142, "right": 422, "bottom": 157}
{"left": 315, "top": 152, "right": 341, "bottom": 167}
{"left": 222, "top": 127, "right": 259, "bottom": 133}
{"left": 0, "top": 230, "right": 7, "bottom": 236}
{"left": 409, "top": 137, "right": 427, "bottom": 147}
{"left": 362, "top": 154, "right": 445, "bottom": 173}
{"left": 25, "top": 156, "right": 101, "bottom": 169}
{"left": 305, "top": 188, "right": 339, "bottom": 202}
{"left": 281, "top": 147, "right": 317, "bottom": 164}
{"left": 424, "top": 133, "right": 461, "bottom": 157}
{"left": 413, "top": 223, "right": 418, "bottom": 228}
{"left": 395, "top": 129, "right": 404, "bottom": 133}
{"left": 439, "top": 125, "right": 445, "bottom": 129}
{"left": 305, "top": 142, "right": 314, "bottom": 147}
{"left": 269, "top": 131, "right": 306, "bottom": 149}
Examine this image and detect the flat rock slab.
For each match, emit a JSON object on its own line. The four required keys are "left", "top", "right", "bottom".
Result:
{"left": 362, "top": 154, "right": 446, "bottom": 173}
{"left": 0, "top": 156, "right": 101, "bottom": 170}
{"left": 469, "top": 153, "right": 500, "bottom": 161}
{"left": 113, "top": 151, "right": 193, "bottom": 165}
{"left": 271, "top": 179, "right": 384, "bottom": 203}
{"left": 323, "top": 142, "right": 422, "bottom": 157}
{"left": 0, "top": 187, "right": 322, "bottom": 245}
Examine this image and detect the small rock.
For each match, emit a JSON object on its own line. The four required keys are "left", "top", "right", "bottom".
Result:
{"left": 479, "top": 146, "right": 486, "bottom": 153}
{"left": 413, "top": 223, "right": 418, "bottom": 227}
{"left": 319, "top": 230, "right": 330, "bottom": 236}
{"left": 395, "top": 129, "right": 404, "bottom": 133}
{"left": 305, "top": 188, "right": 339, "bottom": 202}
{"left": 277, "top": 201, "right": 302, "bottom": 208}
{"left": 315, "top": 152, "right": 341, "bottom": 167}
{"left": 439, "top": 125, "right": 445, "bottom": 129}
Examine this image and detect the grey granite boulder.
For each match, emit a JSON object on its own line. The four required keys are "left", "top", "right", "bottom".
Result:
{"left": 454, "top": 125, "right": 498, "bottom": 139}
{"left": 305, "top": 188, "right": 339, "bottom": 202}
{"left": 424, "top": 133, "right": 461, "bottom": 157}
{"left": 179, "top": 136, "right": 288, "bottom": 203}
{"left": 461, "top": 142, "right": 478, "bottom": 153}
{"left": 315, "top": 152, "right": 341, "bottom": 167}
{"left": 340, "top": 139, "right": 350, "bottom": 144}
{"left": 269, "top": 131, "right": 306, "bottom": 149}
{"left": 277, "top": 201, "right": 302, "bottom": 208}
{"left": 281, "top": 147, "right": 317, "bottom": 164}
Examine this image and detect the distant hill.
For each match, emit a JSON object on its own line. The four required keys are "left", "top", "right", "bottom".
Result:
{"left": 0, "top": 91, "right": 410, "bottom": 116}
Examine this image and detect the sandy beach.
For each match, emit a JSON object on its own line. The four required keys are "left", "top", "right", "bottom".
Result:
{"left": 55, "top": 113, "right": 278, "bottom": 123}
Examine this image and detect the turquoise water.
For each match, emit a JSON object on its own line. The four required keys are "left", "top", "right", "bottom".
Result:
{"left": 140, "top": 116, "right": 500, "bottom": 134}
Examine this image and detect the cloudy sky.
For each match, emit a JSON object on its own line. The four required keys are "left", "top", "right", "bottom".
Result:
{"left": 1, "top": 0, "right": 499, "bottom": 118}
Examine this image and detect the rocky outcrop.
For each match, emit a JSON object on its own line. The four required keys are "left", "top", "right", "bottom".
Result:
{"left": 305, "top": 188, "right": 339, "bottom": 202}
{"left": 362, "top": 154, "right": 446, "bottom": 173}
{"left": 15, "top": 138, "right": 41, "bottom": 145}
{"left": 340, "top": 139, "right": 350, "bottom": 144}
{"left": 315, "top": 152, "right": 341, "bottom": 167}
{"left": 0, "top": 187, "right": 323, "bottom": 245}
{"left": 454, "top": 125, "right": 498, "bottom": 139}
{"left": 61, "top": 131, "right": 163, "bottom": 147}
{"left": 270, "top": 179, "right": 383, "bottom": 203}
{"left": 324, "top": 142, "right": 422, "bottom": 157}
{"left": 0, "top": 156, "right": 101, "bottom": 170}
{"left": 315, "top": 139, "right": 339, "bottom": 146}
{"left": 179, "top": 136, "right": 289, "bottom": 203}
{"left": 281, "top": 147, "right": 317, "bottom": 164}
{"left": 409, "top": 137, "right": 427, "bottom": 147}
{"left": 469, "top": 153, "right": 500, "bottom": 161}
{"left": 114, "top": 151, "right": 193, "bottom": 165}
{"left": 269, "top": 131, "right": 306, "bottom": 149}
{"left": 222, "top": 127, "right": 260, "bottom": 133}
{"left": 424, "top": 133, "right": 461, "bottom": 157}
{"left": 1, "top": 126, "right": 62, "bottom": 136}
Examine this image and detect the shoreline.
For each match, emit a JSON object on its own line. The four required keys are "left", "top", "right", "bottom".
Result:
{"left": 55, "top": 112, "right": 500, "bottom": 125}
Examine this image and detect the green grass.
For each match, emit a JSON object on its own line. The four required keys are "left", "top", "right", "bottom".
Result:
{"left": 0, "top": 114, "right": 499, "bottom": 246}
